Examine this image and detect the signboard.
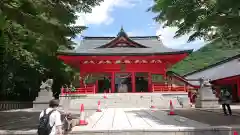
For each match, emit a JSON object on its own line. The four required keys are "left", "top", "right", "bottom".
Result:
{"left": 120, "top": 64, "right": 126, "bottom": 71}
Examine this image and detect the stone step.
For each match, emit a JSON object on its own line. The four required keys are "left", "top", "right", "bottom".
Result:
{"left": 59, "top": 93, "right": 185, "bottom": 111}
{"left": 0, "top": 128, "right": 238, "bottom": 135}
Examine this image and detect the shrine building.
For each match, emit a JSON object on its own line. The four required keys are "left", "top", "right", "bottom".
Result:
{"left": 57, "top": 27, "right": 193, "bottom": 94}
{"left": 183, "top": 54, "right": 240, "bottom": 102}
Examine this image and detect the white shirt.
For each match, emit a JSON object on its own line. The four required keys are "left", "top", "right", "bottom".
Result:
{"left": 39, "top": 108, "right": 62, "bottom": 135}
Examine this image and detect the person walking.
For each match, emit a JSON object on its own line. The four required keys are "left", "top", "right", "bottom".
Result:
{"left": 219, "top": 89, "right": 232, "bottom": 116}
{"left": 38, "top": 99, "right": 63, "bottom": 135}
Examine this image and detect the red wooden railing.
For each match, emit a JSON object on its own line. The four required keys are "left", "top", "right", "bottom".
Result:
{"left": 61, "top": 84, "right": 96, "bottom": 95}
{"left": 152, "top": 84, "right": 188, "bottom": 92}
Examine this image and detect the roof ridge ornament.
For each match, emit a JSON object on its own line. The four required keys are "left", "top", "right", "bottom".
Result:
{"left": 117, "top": 26, "right": 128, "bottom": 37}
{"left": 120, "top": 25, "right": 124, "bottom": 32}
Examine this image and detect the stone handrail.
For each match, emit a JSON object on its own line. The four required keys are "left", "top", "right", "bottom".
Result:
{"left": 0, "top": 101, "right": 33, "bottom": 111}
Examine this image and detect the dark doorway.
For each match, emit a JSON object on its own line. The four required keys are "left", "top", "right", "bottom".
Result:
{"left": 136, "top": 77, "right": 148, "bottom": 92}
{"left": 136, "top": 73, "right": 148, "bottom": 92}
{"left": 98, "top": 77, "right": 111, "bottom": 93}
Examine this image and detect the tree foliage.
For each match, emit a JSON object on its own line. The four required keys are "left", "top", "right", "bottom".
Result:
{"left": 0, "top": 0, "right": 102, "bottom": 101}
{"left": 149, "top": 0, "right": 240, "bottom": 46}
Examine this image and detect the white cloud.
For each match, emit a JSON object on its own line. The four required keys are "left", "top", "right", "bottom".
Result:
{"left": 75, "top": 0, "right": 141, "bottom": 26}
{"left": 155, "top": 24, "right": 205, "bottom": 50}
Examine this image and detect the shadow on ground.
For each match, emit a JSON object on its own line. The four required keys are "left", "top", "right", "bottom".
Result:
{"left": 124, "top": 109, "right": 240, "bottom": 135}
{"left": 0, "top": 111, "right": 39, "bottom": 130}
{"left": 173, "top": 109, "right": 240, "bottom": 126}
{"left": 124, "top": 109, "right": 204, "bottom": 127}
{"left": 0, "top": 109, "right": 95, "bottom": 130}
{"left": 125, "top": 109, "right": 240, "bottom": 126}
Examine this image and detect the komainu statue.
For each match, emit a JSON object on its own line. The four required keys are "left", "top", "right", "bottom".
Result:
{"left": 199, "top": 78, "right": 211, "bottom": 88}
{"left": 40, "top": 79, "right": 53, "bottom": 91}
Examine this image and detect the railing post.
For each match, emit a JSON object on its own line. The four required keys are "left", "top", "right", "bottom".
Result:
{"left": 152, "top": 84, "right": 155, "bottom": 92}
{"left": 61, "top": 87, "right": 65, "bottom": 96}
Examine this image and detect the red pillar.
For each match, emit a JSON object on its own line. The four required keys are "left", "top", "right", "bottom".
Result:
{"left": 132, "top": 72, "right": 136, "bottom": 93}
{"left": 148, "top": 72, "right": 152, "bottom": 92}
{"left": 111, "top": 72, "right": 115, "bottom": 93}
{"left": 80, "top": 73, "right": 84, "bottom": 87}
{"left": 231, "top": 84, "right": 236, "bottom": 102}
{"left": 237, "top": 79, "right": 240, "bottom": 97}
{"left": 95, "top": 80, "right": 99, "bottom": 93}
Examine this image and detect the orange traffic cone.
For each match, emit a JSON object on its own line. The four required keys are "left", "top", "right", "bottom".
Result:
{"left": 103, "top": 91, "right": 107, "bottom": 99}
{"left": 233, "top": 131, "right": 238, "bottom": 135}
{"left": 96, "top": 100, "right": 102, "bottom": 112}
{"left": 79, "top": 104, "right": 88, "bottom": 125}
{"left": 168, "top": 100, "right": 175, "bottom": 115}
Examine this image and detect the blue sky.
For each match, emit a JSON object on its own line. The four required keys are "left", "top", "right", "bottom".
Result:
{"left": 75, "top": 0, "right": 205, "bottom": 50}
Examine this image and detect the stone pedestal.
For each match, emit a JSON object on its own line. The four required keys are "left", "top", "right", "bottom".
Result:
{"left": 195, "top": 86, "right": 219, "bottom": 108}
{"left": 33, "top": 90, "right": 54, "bottom": 110}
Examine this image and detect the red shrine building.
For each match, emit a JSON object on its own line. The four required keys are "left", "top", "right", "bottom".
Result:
{"left": 57, "top": 28, "right": 193, "bottom": 94}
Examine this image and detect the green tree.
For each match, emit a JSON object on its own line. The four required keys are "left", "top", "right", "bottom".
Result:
{"left": 0, "top": 0, "right": 102, "bottom": 101}
{"left": 149, "top": 0, "right": 240, "bottom": 46}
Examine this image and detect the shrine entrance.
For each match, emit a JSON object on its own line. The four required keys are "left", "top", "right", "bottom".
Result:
{"left": 96, "top": 72, "right": 149, "bottom": 93}
{"left": 115, "top": 73, "right": 132, "bottom": 93}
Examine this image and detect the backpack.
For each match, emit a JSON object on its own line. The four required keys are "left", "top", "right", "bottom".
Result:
{"left": 37, "top": 109, "right": 56, "bottom": 135}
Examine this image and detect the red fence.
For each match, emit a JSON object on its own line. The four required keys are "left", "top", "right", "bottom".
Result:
{"left": 60, "top": 84, "right": 188, "bottom": 94}
{"left": 152, "top": 84, "right": 188, "bottom": 92}
{"left": 61, "top": 84, "right": 96, "bottom": 95}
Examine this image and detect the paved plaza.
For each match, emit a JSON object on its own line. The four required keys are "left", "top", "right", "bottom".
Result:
{"left": 1, "top": 92, "right": 240, "bottom": 134}
{"left": 1, "top": 107, "right": 240, "bottom": 134}
{"left": 72, "top": 108, "right": 209, "bottom": 132}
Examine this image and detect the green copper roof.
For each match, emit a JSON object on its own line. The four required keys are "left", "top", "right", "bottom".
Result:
{"left": 117, "top": 26, "right": 128, "bottom": 37}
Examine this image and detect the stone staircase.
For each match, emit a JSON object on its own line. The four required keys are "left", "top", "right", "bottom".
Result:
{"left": 59, "top": 93, "right": 188, "bottom": 111}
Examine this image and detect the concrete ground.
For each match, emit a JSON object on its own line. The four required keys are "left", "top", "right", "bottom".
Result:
{"left": 170, "top": 109, "right": 240, "bottom": 126}
{"left": 1, "top": 108, "right": 240, "bottom": 135}
{"left": 2, "top": 108, "right": 240, "bottom": 130}
{"left": 0, "top": 109, "right": 95, "bottom": 130}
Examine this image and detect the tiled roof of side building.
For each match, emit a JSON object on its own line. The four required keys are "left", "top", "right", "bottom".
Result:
{"left": 184, "top": 54, "right": 240, "bottom": 83}
{"left": 58, "top": 36, "right": 193, "bottom": 55}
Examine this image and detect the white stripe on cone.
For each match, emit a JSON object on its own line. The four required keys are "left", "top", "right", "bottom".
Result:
{"left": 168, "top": 100, "right": 175, "bottom": 115}
{"left": 79, "top": 104, "right": 88, "bottom": 125}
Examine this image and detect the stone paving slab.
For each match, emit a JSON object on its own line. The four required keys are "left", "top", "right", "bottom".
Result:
{"left": 71, "top": 108, "right": 209, "bottom": 132}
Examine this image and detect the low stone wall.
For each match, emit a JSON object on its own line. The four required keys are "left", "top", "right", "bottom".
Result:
{"left": 0, "top": 101, "right": 33, "bottom": 111}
